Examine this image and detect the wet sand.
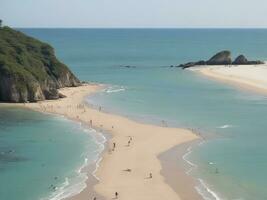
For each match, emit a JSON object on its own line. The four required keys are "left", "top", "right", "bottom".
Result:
{"left": 159, "top": 140, "right": 203, "bottom": 200}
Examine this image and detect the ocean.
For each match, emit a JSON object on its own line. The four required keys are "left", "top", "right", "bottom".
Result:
{"left": 2, "top": 28, "right": 267, "bottom": 200}
{"left": 0, "top": 107, "right": 105, "bottom": 200}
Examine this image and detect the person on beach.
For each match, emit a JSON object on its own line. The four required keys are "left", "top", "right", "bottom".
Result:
{"left": 161, "top": 120, "right": 167, "bottom": 127}
{"left": 90, "top": 120, "right": 93, "bottom": 126}
{"left": 127, "top": 140, "right": 131, "bottom": 146}
{"left": 149, "top": 173, "right": 152, "bottom": 178}
{"left": 113, "top": 142, "right": 116, "bottom": 151}
{"left": 115, "top": 192, "right": 118, "bottom": 199}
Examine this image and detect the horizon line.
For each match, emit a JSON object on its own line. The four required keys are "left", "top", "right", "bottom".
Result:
{"left": 14, "top": 26, "right": 267, "bottom": 29}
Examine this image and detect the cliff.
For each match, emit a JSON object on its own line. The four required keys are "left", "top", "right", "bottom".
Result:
{"left": 0, "top": 26, "right": 81, "bottom": 102}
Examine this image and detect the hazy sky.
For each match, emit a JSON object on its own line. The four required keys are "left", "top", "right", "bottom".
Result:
{"left": 1, "top": 0, "right": 267, "bottom": 28}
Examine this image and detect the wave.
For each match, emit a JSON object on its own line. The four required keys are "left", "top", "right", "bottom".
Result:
{"left": 44, "top": 171, "right": 87, "bottom": 200}
{"left": 217, "top": 124, "right": 233, "bottom": 129}
{"left": 42, "top": 127, "right": 107, "bottom": 200}
{"left": 105, "top": 86, "right": 126, "bottom": 94}
{"left": 87, "top": 128, "right": 107, "bottom": 181}
{"left": 182, "top": 146, "right": 198, "bottom": 175}
{"left": 182, "top": 140, "right": 223, "bottom": 200}
{"left": 182, "top": 140, "right": 207, "bottom": 175}
{"left": 195, "top": 178, "right": 222, "bottom": 200}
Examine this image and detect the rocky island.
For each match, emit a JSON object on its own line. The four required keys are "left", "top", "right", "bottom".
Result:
{"left": 0, "top": 26, "right": 80, "bottom": 102}
{"left": 178, "top": 50, "right": 264, "bottom": 69}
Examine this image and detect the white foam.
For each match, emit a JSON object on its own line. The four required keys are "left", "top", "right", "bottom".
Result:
{"left": 104, "top": 85, "right": 126, "bottom": 94}
{"left": 182, "top": 145, "right": 198, "bottom": 175}
{"left": 181, "top": 140, "right": 223, "bottom": 200}
{"left": 92, "top": 157, "right": 103, "bottom": 181}
{"left": 46, "top": 174, "right": 87, "bottom": 200}
{"left": 89, "top": 128, "right": 107, "bottom": 181}
{"left": 42, "top": 127, "right": 107, "bottom": 200}
{"left": 217, "top": 124, "right": 233, "bottom": 129}
{"left": 182, "top": 139, "right": 207, "bottom": 175}
{"left": 195, "top": 178, "right": 222, "bottom": 200}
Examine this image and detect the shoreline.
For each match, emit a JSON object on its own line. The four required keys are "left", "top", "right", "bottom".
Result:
{"left": 67, "top": 128, "right": 108, "bottom": 200}
{"left": 159, "top": 140, "right": 203, "bottom": 200}
{"left": 7, "top": 84, "right": 200, "bottom": 200}
{"left": 190, "top": 64, "right": 267, "bottom": 95}
{"left": 0, "top": 102, "right": 107, "bottom": 200}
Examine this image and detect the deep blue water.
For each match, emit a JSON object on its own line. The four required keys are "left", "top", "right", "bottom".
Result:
{"left": 5, "top": 28, "right": 267, "bottom": 200}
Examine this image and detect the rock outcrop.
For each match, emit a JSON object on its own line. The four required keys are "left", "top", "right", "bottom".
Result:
{"left": 206, "top": 51, "right": 232, "bottom": 65}
{"left": 178, "top": 60, "right": 206, "bottom": 69}
{"left": 0, "top": 26, "right": 81, "bottom": 102}
{"left": 178, "top": 51, "right": 264, "bottom": 69}
{"left": 232, "top": 55, "right": 248, "bottom": 65}
{"left": 232, "top": 55, "right": 263, "bottom": 65}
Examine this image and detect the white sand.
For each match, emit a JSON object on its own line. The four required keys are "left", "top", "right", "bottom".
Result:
{"left": 19, "top": 84, "right": 199, "bottom": 200}
{"left": 191, "top": 64, "right": 267, "bottom": 93}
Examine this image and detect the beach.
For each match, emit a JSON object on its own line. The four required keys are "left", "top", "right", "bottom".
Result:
{"left": 191, "top": 64, "right": 267, "bottom": 94}
{"left": 2, "top": 28, "right": 267, "bottom": 200}
{"left": 9, "top": 64, "right": 267, "bottom": 200}
{"left": 18, "top": 84, "right": 200, "bottom": 200}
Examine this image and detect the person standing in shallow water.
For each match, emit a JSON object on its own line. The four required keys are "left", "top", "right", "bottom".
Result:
{"left": 115, "top": 192, "right": 118, "bottom": 199}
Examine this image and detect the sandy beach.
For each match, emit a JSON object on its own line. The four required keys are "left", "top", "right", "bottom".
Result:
{"left": 16, "top": 84, "right": 200, "bottom": 200}
{"left": 190, "top": 64, "right": 267, "bottom": 94}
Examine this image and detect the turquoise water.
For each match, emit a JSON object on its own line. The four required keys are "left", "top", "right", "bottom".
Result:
{"left": 13, "top": 28, "right": 267, "bottom": 199}
{"left": 0, "top": 107, "right": 104, "bottom": 200}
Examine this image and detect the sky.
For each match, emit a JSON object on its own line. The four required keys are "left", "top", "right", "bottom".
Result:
{"left": 1, "top": 0, "right": 267, "bottom": 28}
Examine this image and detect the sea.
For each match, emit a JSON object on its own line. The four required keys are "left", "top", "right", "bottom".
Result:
{"left": 1, "top": 28, "right": 267, "bottom": 200}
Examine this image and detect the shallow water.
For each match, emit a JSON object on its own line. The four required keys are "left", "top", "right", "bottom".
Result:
{"left": 13, "top": 28, "right": 267, "bottom": 200}
{"left": 0, "top": 107, "right": 103, "bottom": 200}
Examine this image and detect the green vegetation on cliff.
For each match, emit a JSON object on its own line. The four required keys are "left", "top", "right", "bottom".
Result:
{"left": 0, "top": 26, "right": 80, "bottom": 102}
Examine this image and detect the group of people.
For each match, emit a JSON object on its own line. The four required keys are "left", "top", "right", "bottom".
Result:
{"left": 112, "top": 136, "right": 132, "bottom": 151}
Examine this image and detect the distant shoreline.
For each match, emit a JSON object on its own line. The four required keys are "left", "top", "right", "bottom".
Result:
{"left": 9, "top": 84, "right": 200, "bottom": 200}
{"left": 189, "top": 64, "right": 267, "bottom": 95}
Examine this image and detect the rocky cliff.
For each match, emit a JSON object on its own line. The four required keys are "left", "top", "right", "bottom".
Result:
{"left": 178, "top": 50, "right": 264, "bottom": 69}
{"left": 0, "top": 26, "right": 81, "bottom": 102}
